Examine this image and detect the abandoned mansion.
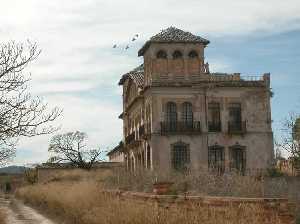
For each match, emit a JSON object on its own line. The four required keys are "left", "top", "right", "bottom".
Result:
{"left": 109, "top": 27, "right": 274, "bottom": 174}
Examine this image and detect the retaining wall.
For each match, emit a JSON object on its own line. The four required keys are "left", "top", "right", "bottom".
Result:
{"left": 104, "top": 190, "right": 296, "bottom": 224}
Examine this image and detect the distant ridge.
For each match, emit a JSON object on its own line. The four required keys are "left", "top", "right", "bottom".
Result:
{"left": 0, "top": 165, "right": 26, "bottom": 174}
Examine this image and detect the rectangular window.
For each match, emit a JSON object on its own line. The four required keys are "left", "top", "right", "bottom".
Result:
{"left": 172, "top": 143, "right": 190, "bottom": 171}
{"left": 146, "top": 146, "right": 151, "bottom": 169}
{"left": 230, "top": 147, "right": 246, "bottom": 175}
{"left": 228, "top": 103, "right": 243, "bottom": 132}
{"left": 208, "top": 103, "right": 221, "bottom": 132}
{"left": 208, "top": 146, "right": 225, "bottom": 174}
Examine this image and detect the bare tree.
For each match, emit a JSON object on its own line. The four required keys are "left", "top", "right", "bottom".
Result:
{"left": 278, "top": 112, "right": 300, "bottom": 168}
{"left": 0, "top": 41, "right": 62, "bottom": 165}
{"left": 48, "top": 131, "right": 104, "bottom": 170}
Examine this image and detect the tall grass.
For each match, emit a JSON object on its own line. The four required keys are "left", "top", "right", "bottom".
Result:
{"left": 104, "top": 168, "right": 289, "bottom": 198}
{"left": 16, "top": 180, "right": 281, "bottom": 224}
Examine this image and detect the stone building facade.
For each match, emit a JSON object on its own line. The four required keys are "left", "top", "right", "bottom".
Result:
{"left": 118, "top": 27, "right": 274, "bottom": 174}
{"left": 107, "top": 142, "right": 125, "bottom": 162}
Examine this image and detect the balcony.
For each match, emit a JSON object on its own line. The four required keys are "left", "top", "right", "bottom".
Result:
{"left": 160, "top": 121, "right": 201, "bottom": 135}
{"left": 208, "top": 121, "right": 222, "bottom": 132}
{"left": 125, "top": 132, "right": 135, "bottom": 145}
{"left": 228, "top": 121, "right": 247, "bottom": 134}
{"left": 139, "top": 125, "right": 145, "bottom": 137}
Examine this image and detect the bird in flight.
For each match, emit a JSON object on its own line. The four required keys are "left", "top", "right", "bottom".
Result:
{"left": 113, "top": 34, "right": 139, "bottom": 51}
{"left": 132, "top": 34, "right": 139, "bottom": 41}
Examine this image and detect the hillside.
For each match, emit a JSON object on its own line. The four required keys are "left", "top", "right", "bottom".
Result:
{"left": 0, "top": 166, "right": 26, "bottom": 174}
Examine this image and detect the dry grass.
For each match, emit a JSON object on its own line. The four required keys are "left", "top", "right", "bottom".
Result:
{"left": 16, "top": 180, "right": 281, "bottom": 224}
{"left": 41, "top": 168, "right": 113, "bottom": 183}
{"left": 104, "top": 168, "right": 289, "bottom": 198}
{"left": 0, "top": 209, "right": 6, "bottom": 224}
{"left": 16, "top": 169, "right": 298, "bottom": 223}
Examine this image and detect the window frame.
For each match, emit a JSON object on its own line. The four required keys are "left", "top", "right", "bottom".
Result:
{"left": 172, "top": 50, "right": 183, "bottom": 59}
{"left": 182, "top": 102, "right": 193, "bottom": 128}
{"left": 229, "top": 145, "right": 246, "bottom": 175}
{"left": 208, "top": 145, "right": 225, "bottom": 174}
{"left": 188, "top": 50, "right": 199, "bottom": 58}
{"left": 171, "top": 141, "right": 190, "bottom": 171}
{"left": 156, "top": 50, "right": 167, "bottom": 59}
{"left": 208, "top": 102, "right": 221, "bottom": 132}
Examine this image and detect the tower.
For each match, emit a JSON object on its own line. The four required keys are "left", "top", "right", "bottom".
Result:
{"left": 138, "top": 27, "right": 210, "bottom": 86}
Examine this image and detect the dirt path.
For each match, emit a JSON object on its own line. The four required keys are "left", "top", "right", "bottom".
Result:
{"left": 0, "top": 194, "right": 56, "bottom": 224}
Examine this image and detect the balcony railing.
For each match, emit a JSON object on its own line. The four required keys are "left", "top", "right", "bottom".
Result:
{"left": 139, "top": 125, "right": 145, "bottom": 138}
{"left": 160, "top": 121, "right": 201, "bottom": 135}
{"left": 228, "top": 121, "right": 247, "bottom": 134}
{"left": 125, "top": 132, "right": 135, "bottom": 145}
{"left": 208, "top": 121, "right": 222, "bottom": 132}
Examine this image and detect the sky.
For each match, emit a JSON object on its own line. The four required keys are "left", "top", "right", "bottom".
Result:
{"left": 1, "top": 0, "right": 300, "bottom": 166}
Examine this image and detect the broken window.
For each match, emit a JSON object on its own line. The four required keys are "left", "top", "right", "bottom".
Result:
{"left": 208, "top": 146, "right": 225, "bottom": 174}
{"left": 230, "top": 146, "right": 246, "bottom": 175}
{"left": 208, "top": 102, "right": 221, "bottom": 132}
{"left": 171, "top": 142, "right": 190, "bottom": 171}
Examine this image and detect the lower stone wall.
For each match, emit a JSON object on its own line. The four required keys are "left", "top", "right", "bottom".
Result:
{"left": 104, "top": 190, "right": 296, "bottom": 224}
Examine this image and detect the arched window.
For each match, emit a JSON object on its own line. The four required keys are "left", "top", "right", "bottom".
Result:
{"left": 172, "top": 50, "right": 183, "bottom": 59}
{"left": 171, "top": 142, "right": 190, "bottom": 171}
{"left": 188, "top": 50, "right": 198, "bottom": 58}
{"left": 166, "top": 102, "right": 177, "bottom": 131}
{"left": 156, "top": 50, "right": 167, "bottom": 59}
{"left": 182, "top": 102, "right": 193, "bottom": 128}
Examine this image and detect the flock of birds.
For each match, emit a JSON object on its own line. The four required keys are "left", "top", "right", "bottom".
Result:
{"left": 113, "top": 34, "right": 139, "bottom": 50}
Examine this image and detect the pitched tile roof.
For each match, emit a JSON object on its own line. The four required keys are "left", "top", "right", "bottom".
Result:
{"left": 138, "top": 27, "right": 210, "bottom": 56}
{"left": 107, "top": 141, "right": 124, "bottom": 156}
{"left": 118, "top": 64, "right": 144, "bottom": 87}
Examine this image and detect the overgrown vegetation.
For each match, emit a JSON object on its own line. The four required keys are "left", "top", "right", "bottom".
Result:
{"left": 24, "top": 168, "right": 38, "bottom": 184}
{"left": 104, "top": 168, "right": 289, "bottom": 198}
{"left": 16, "top": 180, "right": 282, "bottom": 224}
{"left": 15, "top": 168, "right": 300, "bottom": 223}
